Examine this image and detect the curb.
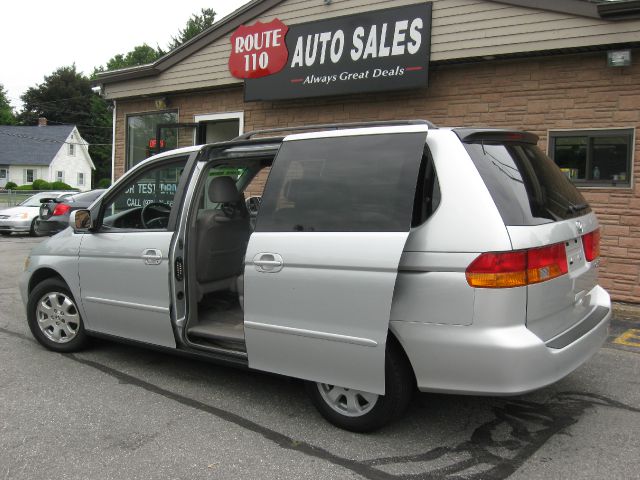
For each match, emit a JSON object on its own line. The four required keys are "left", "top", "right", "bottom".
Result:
{"left": 612, "top": 302, "right": 640, "bottom": 322}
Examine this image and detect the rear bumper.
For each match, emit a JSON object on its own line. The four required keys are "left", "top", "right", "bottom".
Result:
{"left": 391, "top": 285, "right": 611, "bottom": 395}
{"left": 34, "top": 218, "right": 66, "bottom": 236}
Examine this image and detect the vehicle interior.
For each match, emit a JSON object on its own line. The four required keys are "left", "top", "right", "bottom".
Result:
{"left": 183, "top": 144, "right": 276, "bottom": 354}
{"left": 182, "top": 138, "right": 440, "bottom": 356}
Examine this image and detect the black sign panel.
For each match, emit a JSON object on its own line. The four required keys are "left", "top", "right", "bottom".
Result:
{"left": 244, "top": 4, "right": 432, "bottom": 101}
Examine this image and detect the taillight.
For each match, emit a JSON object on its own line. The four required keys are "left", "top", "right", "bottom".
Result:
{"left": 466, "top": 243, "right": 568, "bottom": 288}
{"left": 582, "top": 229, "right": 600, "bottom": 262}
{"left": 52, "top": 203, "right": 71, "bottom": 216}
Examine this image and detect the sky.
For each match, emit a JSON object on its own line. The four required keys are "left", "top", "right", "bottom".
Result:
{"left": 1, "top": 0, "right": 251, "bottom": 109}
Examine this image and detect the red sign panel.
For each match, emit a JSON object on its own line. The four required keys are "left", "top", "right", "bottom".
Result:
{"left": 229, "top": 18, "right": 289, "bottom": 79}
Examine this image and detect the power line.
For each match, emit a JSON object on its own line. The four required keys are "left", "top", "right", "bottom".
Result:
{"left": 45, "top": 119, "right": 113, "bottom": 130}
{"left": 0, "top": 130, "right": 112, "bottom": 147}
{"left": 23, "top": 94, "right": 104, "bottom": 107}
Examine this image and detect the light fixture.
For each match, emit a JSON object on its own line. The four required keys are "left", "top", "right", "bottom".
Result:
{"left": 324, "top": 0, "right": 332, "bottom": 4}
{"left": 607, "top": 50, "right": 631, "bottom": 67}
{"left": 154, "top": 97, "right": 168, "bottom": 109}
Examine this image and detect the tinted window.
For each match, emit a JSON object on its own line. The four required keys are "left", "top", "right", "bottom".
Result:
{"left": 464, "top": 142, "right": 590, "bottom": 226}
{"left": 256, "top": 133, "right": 426, "bottom": 232}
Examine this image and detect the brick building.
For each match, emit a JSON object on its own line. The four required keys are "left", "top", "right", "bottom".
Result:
{"left": 95, "top": 0, "right": 640, "bottom": 302}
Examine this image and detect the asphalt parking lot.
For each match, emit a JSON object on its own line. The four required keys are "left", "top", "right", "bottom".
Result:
{"left": 1, "top": 234, "right": 639, "bottom": 480}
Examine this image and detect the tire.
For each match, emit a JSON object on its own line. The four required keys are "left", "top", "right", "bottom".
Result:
{"left": 29, "top": 218, "right": 38, "bottom": 237}
{"left": 27, "top": 278, "right": 88, "bottom": 353}
{"left": 305, "top": 335, "right": 414, "bottom": 432}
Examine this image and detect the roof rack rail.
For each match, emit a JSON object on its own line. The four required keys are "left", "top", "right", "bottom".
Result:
{"left": 234, "top": 119, "right": 435, "bottom": 141}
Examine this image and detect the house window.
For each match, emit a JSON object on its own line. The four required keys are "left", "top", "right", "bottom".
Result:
{"left": 24, "top": 169, "right": 34, "bottom": 183}
{"left": 549, "top": 129, "right": 634, "bottom": 187}
{"left": 0, "top": 169, "right": 6, "bottom": 179}
{"left": 69, "top": 142, "right": 75, "bottom": 156}
{"left": 126, "top": 110, "right": 179, "bottom": 169}
{"left": 77, "top": 172, "right": 85, "bottom": 186}
{"left": 56, "top": 171, "right": 64, "bottom": 182}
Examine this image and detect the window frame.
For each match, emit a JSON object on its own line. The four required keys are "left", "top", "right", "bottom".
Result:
{"left": 0, "top": 168, "right": 6, "bottom": 179}
{"left": 548, "top": 128, "right": 635, "bottom": 189}
{"left": 56, "top": 170, "right": 64, "bottom": 182}
{"left": 125, "top": 109, "right": 179, "bottom": 170}
{"left": 24, "top": 169, "right": 34, "bottom": 183}
{"left": 77, "top": 172, "right": 84, "bottom": 186}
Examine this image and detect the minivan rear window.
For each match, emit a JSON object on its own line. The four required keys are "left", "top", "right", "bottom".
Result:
{"left": 463, "top": 142, "right": 591, "bottom": 226}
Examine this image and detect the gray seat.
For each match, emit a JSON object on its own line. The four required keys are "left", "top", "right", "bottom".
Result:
{"left": 195, "top": 176, "right": 250, "bottom": 300}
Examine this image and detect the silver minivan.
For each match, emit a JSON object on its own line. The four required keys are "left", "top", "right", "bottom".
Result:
{"left": 20, "top": 121, "right": 611, "bottom": 431}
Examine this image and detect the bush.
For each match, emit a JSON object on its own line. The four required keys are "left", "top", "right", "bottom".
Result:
{"left": 4, "top": 181, "right": 17, "bottom": 189}
{"left": 50, "top": 181, "right": 73, "bottom": 190}
{"left": 32, "top": 179, "right": 51, "bottom": 190}
{"left": 16, "top": 184, "right": 33, "bottom": 190}
{"left": 97, "top": 178, "right": 111, "bottom": 189}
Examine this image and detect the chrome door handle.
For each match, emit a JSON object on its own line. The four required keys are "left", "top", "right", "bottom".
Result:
{"left": 142, "top": 248, "right": 162, "bottom": 265}
{"left": 253, "top": 253, "right": 283, "bottom": 273}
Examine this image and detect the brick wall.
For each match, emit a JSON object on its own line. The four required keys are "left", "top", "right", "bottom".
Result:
{"left": 113, "top": 50, "right": 640, "bottom": 302}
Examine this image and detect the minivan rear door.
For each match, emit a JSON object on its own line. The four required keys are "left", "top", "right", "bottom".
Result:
{"left": 460, "top": 131, "right": 603, "bottom": 344}
{"left": 243, "top": 125, "right": 428, "bottom": 395}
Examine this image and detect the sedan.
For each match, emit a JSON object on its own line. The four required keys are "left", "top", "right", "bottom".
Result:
{"left": 35, "top": 189, "right": 106, "bottom": 236}
{"left": 0, "top": 191, "right": 73, "bottom": 236}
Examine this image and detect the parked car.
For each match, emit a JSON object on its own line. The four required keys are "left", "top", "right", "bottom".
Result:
{"left": 35, "top": 189, "right": 106, "bottom": 236}
{"left": 21, "top": 121, "right": 611, "bottom": 432}
{"left": 0, "top": 191, "right": 73, "bottom": 236}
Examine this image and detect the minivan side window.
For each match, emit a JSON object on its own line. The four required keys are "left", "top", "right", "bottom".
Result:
{"left": 101, "top": 157, "right": 187, "bottom": 230}
{"left": 256, "top": 133, "right": 426, "bottom": 233}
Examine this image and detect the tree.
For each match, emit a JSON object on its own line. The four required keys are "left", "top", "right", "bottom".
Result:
{"left": 19, "top": 65, "right": 112, "bottom": 182}
{"left": 167, "top": 8, "right": 216, "bottom": 50}
{"left": 93, "top": 44, "right": 165, "bottom": 76}
{"left": 0, "top": 84, "right": 16, "bottom": 125}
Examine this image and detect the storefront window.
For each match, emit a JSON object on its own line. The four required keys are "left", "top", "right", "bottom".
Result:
{"left": 549, "top": 129, "right": 633, "bottom": 187}
{"left": 126, "top": 111, "right": 179, "bottom": 169}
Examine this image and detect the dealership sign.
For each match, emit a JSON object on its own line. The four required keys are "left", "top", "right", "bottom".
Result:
{"left": 228, "top": 4, "right": 432, "bottom": 101}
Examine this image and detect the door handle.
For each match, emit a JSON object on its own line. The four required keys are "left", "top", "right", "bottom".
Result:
{"left": 142, "top": 248, "right": 162, "bottom": 265}
{"left": 253, "top": 253, "right": 283, "bottom": 273}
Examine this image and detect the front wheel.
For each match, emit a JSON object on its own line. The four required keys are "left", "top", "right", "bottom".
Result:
{"left": 27, "top": 278, "right": 88, "bottom": 352}
{"left": 305, "top": 336, "right": 414, "bottom": 432}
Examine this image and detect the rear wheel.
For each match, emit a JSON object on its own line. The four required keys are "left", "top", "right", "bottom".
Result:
{"left": 27, "top": 278, "right": 88, "bottom": 352}
{"left": 29, "top": 218, "right": 38, "bottom": 237}
{"left": 305, "top": 336, "right": 414, "bottom": 432}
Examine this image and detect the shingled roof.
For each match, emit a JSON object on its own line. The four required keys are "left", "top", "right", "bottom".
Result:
{"left": 0, "top": 125, "right": 75, "bottom": 166}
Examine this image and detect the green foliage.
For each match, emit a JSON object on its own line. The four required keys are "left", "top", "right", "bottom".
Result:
{"left": 51, "top": 181, "right": 73, "bottom": 190}
{"left": 16, "top": 184, "right": 33, "bottom": 190}
{"left": 31, "top": 179, "right": 51, "bottom": 190}
{"left": 167, "top": 8, "right": 216, "bottom": 50}
{"left": 0, "top": 84, "right": 16, "bottom": 125}
{"left": 93, "top": 44, "right": 165, "bottom": 76}
{"left": 97, "top": 178, "right": 111, "bottom": 188}
{"left": 4, "top": 181, "right": 17, "bottom": 189}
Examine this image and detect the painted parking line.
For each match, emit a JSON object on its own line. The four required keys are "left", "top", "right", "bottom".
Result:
{"left": 613, "top": 329, "right": 640, "bottom": 348}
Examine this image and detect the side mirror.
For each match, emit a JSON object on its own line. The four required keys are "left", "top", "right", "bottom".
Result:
{"left": 69, "top": 209, "right": 92, "bottom": 232}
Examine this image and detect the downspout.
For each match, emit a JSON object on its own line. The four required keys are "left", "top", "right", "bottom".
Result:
{"left": 111, "top": 100, "right": 116, "bottom": 184}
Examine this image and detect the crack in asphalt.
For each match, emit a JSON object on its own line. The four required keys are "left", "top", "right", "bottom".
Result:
{"left": 1, "top": 325, "right": 639, "bottom": 480}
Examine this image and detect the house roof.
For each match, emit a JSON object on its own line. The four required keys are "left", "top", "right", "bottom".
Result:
{"left": 94, "top": 0, "right": 640, "bottom": 87}
{"left": 0, "top": 125, "right": 75, "bottom": 166}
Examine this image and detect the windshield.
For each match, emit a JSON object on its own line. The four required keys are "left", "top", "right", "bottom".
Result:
{"left": 68, "top": 189, "right": 106, "bottom": 204}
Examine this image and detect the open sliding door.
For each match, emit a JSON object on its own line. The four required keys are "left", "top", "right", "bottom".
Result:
{"left": 244, "top": 125, "right": 428, "bottom": 394}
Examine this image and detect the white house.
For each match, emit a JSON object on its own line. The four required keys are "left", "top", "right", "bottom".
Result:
{"left": 0, "top": 118, "right": 94, "bottom": 191}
